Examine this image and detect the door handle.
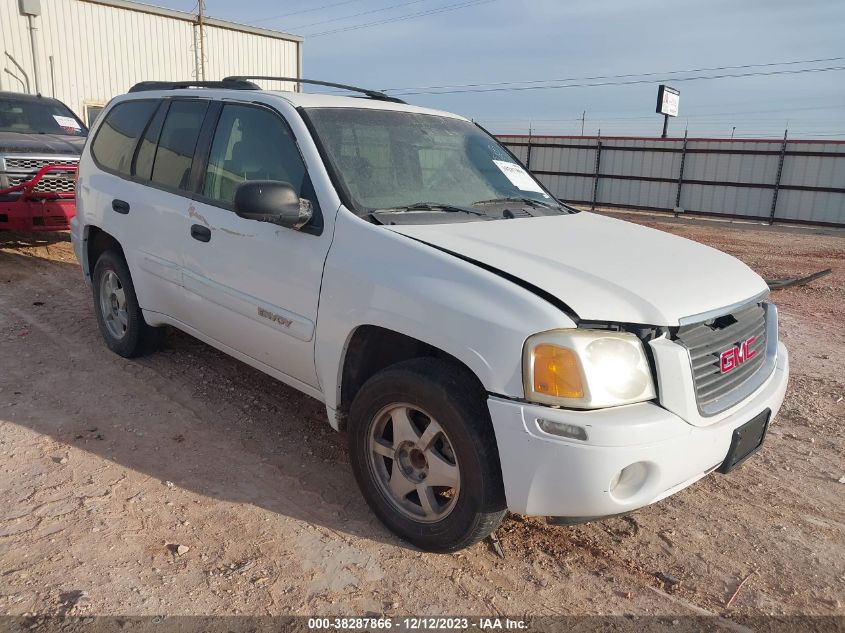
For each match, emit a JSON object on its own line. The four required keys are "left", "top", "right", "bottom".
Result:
{"left": 112, "top": 199, "right": 130, "bottom": 214}
{"left": 190, "top": 224, "right": 211, "bottom": 242}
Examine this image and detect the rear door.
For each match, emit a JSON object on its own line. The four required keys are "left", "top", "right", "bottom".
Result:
{"left": 128, "top": 98, "right": 209, "bottom": 319}
{"left": 87, "top": 97, "right": 210, "bottom": 320}
{"left": 178, "top": 101, "right": 332, "bottom": 391}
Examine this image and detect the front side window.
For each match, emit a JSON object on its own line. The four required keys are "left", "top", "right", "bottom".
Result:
{"left": 0, "top": 96, "right": 87, "bottom": 136}
{"left": 91, "top": 100, "right": 157, "bottom": 176}
{"left": 304, "top": 108, "right": 564, "bottom": 221}
{"left": 203, "top": 104, "right": 306, "bottom": 206}
{"left": 150, "top": 100, "right": 209, "bottom": 190}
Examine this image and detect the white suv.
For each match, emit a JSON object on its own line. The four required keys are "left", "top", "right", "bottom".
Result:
{"left": 71, "top": 78, "right": 789, "bottom": 552}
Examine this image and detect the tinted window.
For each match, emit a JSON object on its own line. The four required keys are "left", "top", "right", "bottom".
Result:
{"left": 0, "top": 96, "right": 87, "bottom": 136}
{"left": 133, "top": 102, "right": 167, "bottom": 181}
{"left": 203, "top": 104, "right": 306, "bottom": 206}
{"left": 151, "top": 100, "right": 208, "bottom": 191}
{"left": 91, "top": 100, "right": 157, "bottom": 176}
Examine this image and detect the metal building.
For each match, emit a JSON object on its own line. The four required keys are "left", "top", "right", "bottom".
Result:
{"left": 1, "top": 0, "right": 302, "bottom": 125}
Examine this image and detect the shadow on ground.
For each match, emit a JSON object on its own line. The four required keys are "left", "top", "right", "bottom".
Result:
{"left": 0, "top": 247, "right": 408, "bottom": 549}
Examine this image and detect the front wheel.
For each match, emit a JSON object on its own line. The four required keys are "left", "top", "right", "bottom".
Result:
{"left": 348, "top": 358, "right": 506, "bottom": 552}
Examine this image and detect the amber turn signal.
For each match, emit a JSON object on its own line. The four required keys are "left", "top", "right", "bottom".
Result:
{"left": 532, "top": 344, "right": 584, "bottom": 399}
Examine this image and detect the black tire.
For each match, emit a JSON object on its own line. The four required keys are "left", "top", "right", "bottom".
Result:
{"left": 92, "top": 250, "right": 163, "bottom": 358}
{"left": 348, "top": 357, "right": 506, "bottom": 552}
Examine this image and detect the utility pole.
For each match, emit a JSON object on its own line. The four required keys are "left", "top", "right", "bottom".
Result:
{"left": 197, "top": 0, "right": 206, "bottom": 81}
{"left": 19, "top": 1, "right": 43, "bottom": 94}
{"left": 731, "top": 126, "right": 736, "bottom": 139}
{"left": 580, "top": 110, "right": 586, "bottom": 136}
{"left": 26, "top": 14, "right": 43, "bottom": 94}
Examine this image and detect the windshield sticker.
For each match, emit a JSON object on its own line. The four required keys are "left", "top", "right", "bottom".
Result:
{"left": 53, "top": 115, "right": 81, "bottom": 132}
{"left": 492, "top": 160, "right": 548, "bottom": 196}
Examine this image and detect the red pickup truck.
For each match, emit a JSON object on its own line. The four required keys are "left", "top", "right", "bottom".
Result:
{"left": 0, "top": 91, "right": 86, "bottom": 231}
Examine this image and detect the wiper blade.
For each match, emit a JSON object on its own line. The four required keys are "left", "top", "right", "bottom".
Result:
{"left": 472, "top": 196, "right": 558, "bottom": 209}
{"left": 383, "top": 202, "right": 487, "bottom": 217}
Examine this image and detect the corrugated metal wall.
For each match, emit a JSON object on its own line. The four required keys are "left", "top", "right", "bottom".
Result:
{"left": 202, "top": 26, "right": 299, "bottom": 94}
{"left": 498, "top": 135, "right": 845, "bottom": 226}
{"left": 1, "top": 0, "right": 301, "bottom": 124}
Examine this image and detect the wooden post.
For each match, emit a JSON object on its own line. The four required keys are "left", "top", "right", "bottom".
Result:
{"left": 675, "top": 130, "right": 688, "bottom": 216}
{"left": 197, "top": 0, "right": 206, "bottom": 81}
{"left": 591, "top": 136, "right": 602, "bottom": 211}
{"left": 769, "top": 129, "right": 788, "bottom": 224}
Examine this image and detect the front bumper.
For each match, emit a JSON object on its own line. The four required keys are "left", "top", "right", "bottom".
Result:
{"left": 488, "top": 341, "right": 789, "bottom": 518}
{"left": 0, "top": 197, "right": 75, "bottom": 232}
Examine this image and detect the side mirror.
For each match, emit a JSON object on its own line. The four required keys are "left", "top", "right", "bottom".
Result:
{"left": 233, "top": 180, "right": 313, "bottom": 230}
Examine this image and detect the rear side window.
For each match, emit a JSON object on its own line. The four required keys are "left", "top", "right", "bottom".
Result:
{"left": 91, "top": 100, "right": 158, "bottom": 176}
{"left": 133, "top": 102, "right": 167, "bottom": 181}
{"left": 150, "top": 100, "right": 209, "bottom": 191}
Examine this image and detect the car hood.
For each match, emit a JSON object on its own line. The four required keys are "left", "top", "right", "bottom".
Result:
{"left": 0, "top": 132, "right": 85, "bottom": 155}
{"left": 387, "top": 212, "right": 768, "bottom": 326}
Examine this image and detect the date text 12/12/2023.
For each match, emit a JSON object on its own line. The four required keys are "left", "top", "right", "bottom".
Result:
{"left": 307, "top": 617, "right": 529, "bottom": 630}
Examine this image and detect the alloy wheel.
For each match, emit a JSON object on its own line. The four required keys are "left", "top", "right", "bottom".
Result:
{"left": 98, "top": 269, "right": 129, "bottom": 340}
{"left": 367, "top": 403, "right": 461, "bottom": 523}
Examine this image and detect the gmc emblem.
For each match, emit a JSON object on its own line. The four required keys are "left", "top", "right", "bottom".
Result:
{"left": 720, "top": 336, "right": 757, "bottom": 374}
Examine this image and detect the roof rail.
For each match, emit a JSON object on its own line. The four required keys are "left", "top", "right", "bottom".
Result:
{"left": 223, "top": 76, "right": 406, "bottom": 104}
{"left": 128, "top": 79, "right": 261, "bottom": 93}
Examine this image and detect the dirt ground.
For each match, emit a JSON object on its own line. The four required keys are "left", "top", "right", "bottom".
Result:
{"left": 0, "top": 212, "right": 843, "bottom": 621}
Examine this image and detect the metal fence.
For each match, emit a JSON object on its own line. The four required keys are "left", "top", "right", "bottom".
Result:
{"left": 496, "top": 134, "right": 845, "bottom": 226}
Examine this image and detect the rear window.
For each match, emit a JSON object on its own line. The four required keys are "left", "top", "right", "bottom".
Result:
{"left": 91, "top": 100, "right": 158, "bottom": 176}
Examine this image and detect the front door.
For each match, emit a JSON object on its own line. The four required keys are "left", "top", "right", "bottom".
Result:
{"left": 179, "top": 102, "right": 332, "bottom": 391}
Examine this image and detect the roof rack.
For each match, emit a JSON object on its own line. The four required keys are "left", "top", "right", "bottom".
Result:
{"left": 223, "top": 76, "right": 406, "bottom": 104}
{"left": 128, "top": 79, "right": 261, "bottom": 93}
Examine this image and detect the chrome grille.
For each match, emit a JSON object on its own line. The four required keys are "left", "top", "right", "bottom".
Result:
{"left": 4, "top": 157, "right": 79, "bottom": 171}
{"left": 8, "top": 175, "right": 76, "bottom": 194}
{"left": 675, "top": 302, "right": 770, "bottom": 416}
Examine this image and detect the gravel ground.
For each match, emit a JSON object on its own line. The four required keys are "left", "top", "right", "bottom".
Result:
{"left": 0, "top": 212, "right": 843, "bottom": 622}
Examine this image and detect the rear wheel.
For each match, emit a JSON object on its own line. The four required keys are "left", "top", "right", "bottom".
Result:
{"left": 92, "top": 250, "right": 163, "bottom": 358}
{"left": 348, "top": 358, "right": 506, "bottom": 552}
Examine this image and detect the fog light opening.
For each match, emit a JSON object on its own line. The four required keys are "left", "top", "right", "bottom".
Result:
{"left": 609, "top": 462, "right": 650, "bottom": 501}
{"left": 537, "top": 418, "right": 588, "bottom": 441}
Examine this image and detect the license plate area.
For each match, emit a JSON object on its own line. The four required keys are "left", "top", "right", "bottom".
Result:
{"left": 718, "top": 408, "right": 771, "bottom": 474}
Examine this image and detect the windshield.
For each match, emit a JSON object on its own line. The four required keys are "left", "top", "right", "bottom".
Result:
{"left": 0, "top": 97, "right": 87, "bottom": 136}
{"left": 305, "top": 108, "right": 561, "bottom": 218}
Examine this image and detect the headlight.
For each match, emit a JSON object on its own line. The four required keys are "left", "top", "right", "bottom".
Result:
{"left": 523, "top": 329, "right": 656, "bottom": 409}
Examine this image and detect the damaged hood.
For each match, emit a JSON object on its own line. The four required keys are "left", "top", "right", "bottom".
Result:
{"left": 387, "top": 212, "right": 768, "bottom": 326}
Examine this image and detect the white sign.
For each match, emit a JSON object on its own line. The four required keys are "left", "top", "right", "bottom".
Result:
{"left": 53, "top": 115, "right": 82, "bottom": 130}
{"left": 492, "top": 160, "right": 547, "bottom": 195}
{"left": 657, "top": 85, "right": 680, "bottom": 117}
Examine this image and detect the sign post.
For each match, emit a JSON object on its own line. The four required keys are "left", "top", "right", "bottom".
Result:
{"left": 656, "top": 84, "right": 680, "bottom": 138}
